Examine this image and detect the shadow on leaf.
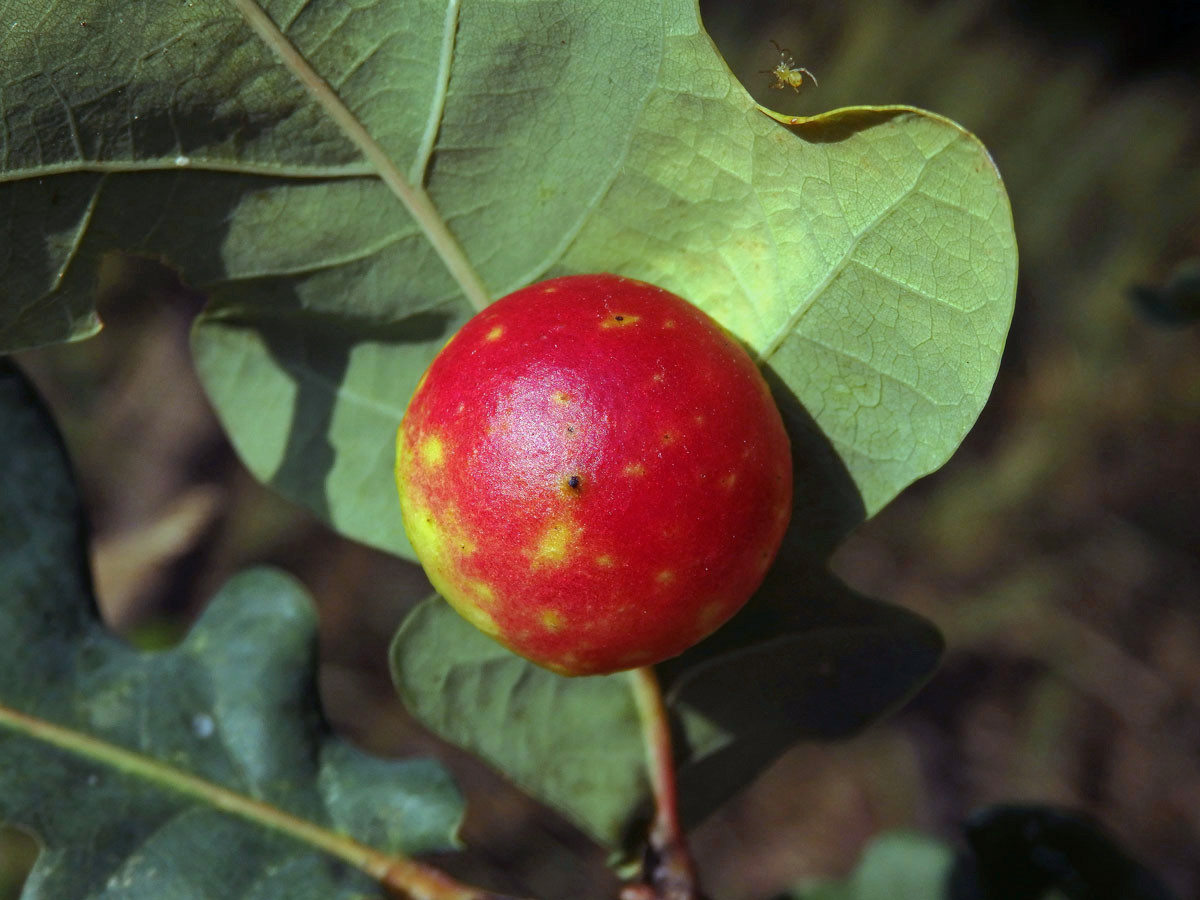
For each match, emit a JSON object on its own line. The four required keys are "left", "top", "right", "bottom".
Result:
{"left": 662, "top": 566, "right": 943, "bottom": 828}
{"left": 198, "top": 286, "right": 457, "bottom": 522}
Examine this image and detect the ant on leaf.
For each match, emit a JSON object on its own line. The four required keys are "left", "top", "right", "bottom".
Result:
{"left": 762, "top": 40, "right": 818, "bottom": 93}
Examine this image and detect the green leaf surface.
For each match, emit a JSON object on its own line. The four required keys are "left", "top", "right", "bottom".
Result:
{"left": 791, "top": 831, "right": 956, "bottom": 900}
{"left": 390, "top": 573, "right": 942, "bottom": 847}
{"left": 390, "top": 597, "right": 648, "bottom": 850}
{"left": 2, "top": 0, "right": 1016, "bottom": 558}
{"left": 0, "top": 362, "right": 464, "bottom": 899}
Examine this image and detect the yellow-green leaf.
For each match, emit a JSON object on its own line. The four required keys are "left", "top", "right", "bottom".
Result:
{"left": 0, "top": 0, "right": 1016, "bottom": 555}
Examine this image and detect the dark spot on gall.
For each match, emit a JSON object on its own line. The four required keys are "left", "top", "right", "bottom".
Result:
{"left": 567, "top": 475, "right": 581, "bottom": 490}
{"left": 566, "top": 425, "right": 576, "bottom": 434}
{"left": 615, "top": 315, "right": 624, "bottom": 321}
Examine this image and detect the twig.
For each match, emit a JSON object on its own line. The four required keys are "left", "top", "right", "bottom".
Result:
{"left": 226, "top": 0, "right": 492, "bottom": 312}
{"left": 0, "top": 703, "right": 519, "bottom": 900}
{"left": 624, "top": 667, "right": 700, "bottom": 900}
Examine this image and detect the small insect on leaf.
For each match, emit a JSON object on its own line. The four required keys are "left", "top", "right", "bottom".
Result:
{"left": 762, "top": 39, "right": 818, "bottom": 93}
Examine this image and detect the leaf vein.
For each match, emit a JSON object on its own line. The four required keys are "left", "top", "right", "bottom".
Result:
{"left": 795, "top": 330, "right": 955, "bottom": 411}
{"left": 410, "top": 0, "right": 461, "bottom": 187}
{"left": 755, "top": 140, "right": 960, "bottom": 365}
{"left": 36, "top": 55, "right": 85, "bottom": 162}
{"left": 847, "top": 256, "right": 973, "bottom": 313}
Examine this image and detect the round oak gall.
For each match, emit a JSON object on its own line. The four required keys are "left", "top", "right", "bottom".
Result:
{"left": 395, "top": 274, "right": 792, "bottom": 675}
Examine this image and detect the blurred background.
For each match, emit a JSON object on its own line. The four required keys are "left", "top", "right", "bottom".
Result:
{"left": 4, "top": 0, "right": 1199, "bottom": 897}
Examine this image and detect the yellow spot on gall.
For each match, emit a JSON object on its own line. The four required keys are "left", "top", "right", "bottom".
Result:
{"left": 463, "top": 578, "right": 496, "bottom": 605}
{"left": 400, "top": 494, "right": 476, "bottom": 568}
{"left": 399, "top": 499, "right": 445, "bottom": 561}
{"left": 622, "top": 463, "right": 646, "bottom": 477}
{"left": 698, "top": 602, "right": 726, "bottom": 632}
{"left": 552, "top": 390, "right": 572, "bottom": 405}
{"left": 532, "top": 520, "right": 578, "bottom": 565}
{"left": 720, "top": 472, "right": 738, "bottom": 490}
{"left": 595, "top": 554, "right": 616, "bottom": 568}
{"left": 419, "top": 435, "right": 446, "bottom": 468}
{"left": 485, "top": 325, "right": 505, "bottom": 341}
{"left": 655, "top": 570, "right": 675, "bottom": 586}
{"left": 601, "top": 313, "right": 640, "bottom": 328}
{"left": 457, "top": 603, "right": 500, "bottom": 637}
{"left": 663, "top": 319, "right": 676, "bottom": 329}
{"left": 543, "top": 652, "right": 579, "bottom": 675}
{"left": 541, "top": 609, "right": 566, "bottom": 632}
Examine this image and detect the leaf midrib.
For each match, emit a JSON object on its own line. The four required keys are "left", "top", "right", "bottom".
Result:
{"left": 228, "top": 0, "right": 491, "bottom": 310}
{"left": 0, "top": 700, "right": 396, "bottom": 882}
